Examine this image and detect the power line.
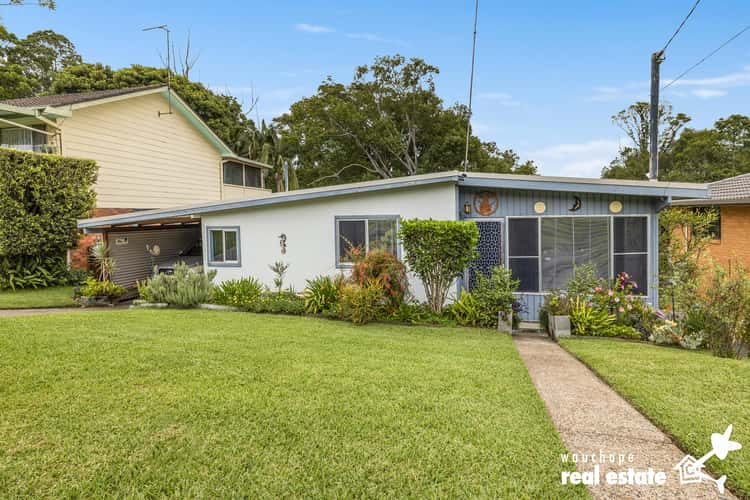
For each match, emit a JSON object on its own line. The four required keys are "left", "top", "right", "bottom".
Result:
{"left": 661, "top": 0, "right": 702, "bottom": 54}
{"left": 663, "top": 23, "right": 750, "bottom": 89}
{"left": 463, "top": 0, "right": 479, "bottom": 173}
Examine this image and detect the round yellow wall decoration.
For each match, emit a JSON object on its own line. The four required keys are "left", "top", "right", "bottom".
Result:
{"left": 533, "top": 201, "right": 546, "bottom": 214}
{"left": 609, "top": 200, "right": 623, "bottom": 213}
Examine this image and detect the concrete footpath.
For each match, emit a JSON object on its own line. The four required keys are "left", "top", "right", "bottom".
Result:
{"left": 513, "top": 334, "right": 736, "bottom": 500}
{"left": 0, "top": 306, "right": 127, "bottom": 318}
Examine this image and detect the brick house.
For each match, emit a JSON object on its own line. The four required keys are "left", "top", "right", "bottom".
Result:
{"left": 672, "top": 173, "right": 750, "bottom": 269}
{"left": 0, "top": 85, "right": 271, "bottom": 275}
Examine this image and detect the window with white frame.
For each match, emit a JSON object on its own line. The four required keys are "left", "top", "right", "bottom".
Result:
{"left": 336, "top": 216, "right": 398, "bottom": 266}
{"left": 208, "top": 228, "right": 240, "bottom": 265}
{"left": 505, "top": 215, "right": 648, "bottom": 295}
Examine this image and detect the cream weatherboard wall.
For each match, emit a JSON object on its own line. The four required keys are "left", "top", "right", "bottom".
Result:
{"left": 201, "top": 183, "right": 458, "bottom": 302}
{"left": 60, "top": 93, "right": 223, "bottom": 209}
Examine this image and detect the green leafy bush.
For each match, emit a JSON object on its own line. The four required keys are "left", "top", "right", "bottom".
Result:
{"left": 451, "top": 290, "right": 481, "bottom": 326}
{"left": 569, "top": 296, "right": 615, "bottom": 336}
{"left": 566, "top": 264, "right": 599, "bottom": 299}
{"left": 80, "top": 277, "right": 126, "bottom": 299}
{"left": 0, "top": 255, "right": 70, "bottom": 290}
{"left": 137, "top": 263, "right": 216, "bottom": 307}
{"left": 304, "top": 274, "right": 343, "bottom": 314}
{"left": 387, "top": 301, "right": 450, "bottom": 325}
{"left": 696, "top": 263, "right": 750, "bottom": 358}
{"left": 340, "top": 279, "right": 387, "bottom": 325}
{"left": 471, "top": 266, "right": 519, "bottom": 328}
{"left": 600, "top": 324, "right": 642, "bottom": 339}
{"left": 0, "top": 148, "right": 97, "bottom": 287}
{"left": 398, "top": 219, "right": 479, "bottom": 313}
{"left": 213, "top": 277, "right": 265, "bottom": 308}
{"left": 249, "top": 291, "right": 306, "bottom": 315}
{"left": 350, "top": 249, "right": 408, "bottom": 308}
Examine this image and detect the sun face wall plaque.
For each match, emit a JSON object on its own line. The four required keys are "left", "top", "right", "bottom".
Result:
{"left": 533, "top": 201, "right": 546, "bottom": 214}
{"left": 473, "top": 191, "right": 499, "bottom": 216}
{"left": 609, "top": 200, "right": 623, "bottom": 213}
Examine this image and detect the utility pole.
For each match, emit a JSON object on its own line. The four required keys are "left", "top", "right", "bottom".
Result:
{"left": 648, "top": 51, "right": 664, "bottom": 181}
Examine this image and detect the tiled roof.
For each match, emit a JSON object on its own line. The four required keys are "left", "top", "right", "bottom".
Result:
{"left": 0, "top": 85, "right": 164, "bottom": 108}
{"left": 707, "top": 173, "right": 750, "bottom": 201}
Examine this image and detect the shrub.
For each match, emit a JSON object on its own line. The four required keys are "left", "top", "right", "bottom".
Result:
{"left": 600, "top": 324, "right": 642, "bottom": 340}
{"left": 0, "top": 148, "right": 97, "bottom": 259}
{"left": 566, "top": 264, "right": 599, "bottom": 299}
{"left": 66, "top": 267, "right": 91, "bottom": 286}
{"left": 451, "top": 290, "right": 481, "bottom": 326}
{"left": 304, "top": 275, "right": 343, "bottom": 314}
{"left": 350, "top": 249, "right": 408, "bottom": 308}
{"left": 213, "top": 277, "right": 265, "bottom": 308}
{"left": 398, "top": 219, "right": 479, "bottom": 313}
{"left": 388, "top": 301, "right": 449, "bottom": 325}
{"left": 269, "top": 261, "right": 289, "bottom": 293}
{"left": 471, "top": 266, "right": 519, "bottom": 328}
{"left": 698, "top": 262, "right": 750, "bottom": 358}
{"left": 137, "top": 263, "right": 216, "bottom": 307}
{"left": 80, "top": 277, "right": 126, "bottom": 299}
{"left": 340, "top": 279, "right": 387, "bottom": 325}
{"left": 249, "top": 291, "right": 305, "bottom": 315}
{"left": 0, "top": 255, "right": 70, "bottom": 290}
{"left": 569, "top": 296, "right": 615, "bottom": 336}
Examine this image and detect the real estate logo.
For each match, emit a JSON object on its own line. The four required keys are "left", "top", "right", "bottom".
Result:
{"left": 674, "top": 425, "right": 742, "bottom": 494}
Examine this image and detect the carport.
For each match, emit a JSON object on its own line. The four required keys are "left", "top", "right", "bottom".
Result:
{"left": 79, "top": 212, "right": 202, "bottom": 289}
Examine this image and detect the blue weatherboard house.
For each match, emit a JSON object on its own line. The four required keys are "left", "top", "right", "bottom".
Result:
{"left": 78, "top": 171, "right": 708, "bottom": 321}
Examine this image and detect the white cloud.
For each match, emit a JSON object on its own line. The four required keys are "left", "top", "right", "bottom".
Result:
{"left": 690, "top": 88, "right": 728, "bottom": 99}
{"left": 295, "top": 23, "right": 334, "bottom": 34}
{"left": 527, "top": 139, "right": 621, "bottom": 178}
{"left": 345, "top": 32, "right": 405, "bottom": 45}
{"left": 477, "top": 91, "right": 520, "bottom": 107}
{"left": 667, "top": 65, "right": 750, "bottom": 88}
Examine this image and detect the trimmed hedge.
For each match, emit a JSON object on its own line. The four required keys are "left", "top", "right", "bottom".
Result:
{"left": 0, "top": 148, "right": 97, "bottom": 288}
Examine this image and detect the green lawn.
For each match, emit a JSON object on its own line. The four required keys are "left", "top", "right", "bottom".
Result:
{"left": 0, "top": 286, "right": 76, "bottom": 309}
{"left": 0, "top": 310, "right": 586, "bottom": 498}
{"left": 561, "top": 338, "right": 750, "bottom": 498}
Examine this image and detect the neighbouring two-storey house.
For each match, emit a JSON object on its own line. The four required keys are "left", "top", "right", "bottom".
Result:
{"left": 0, "top": 85, "right": 271, "bottom": 286}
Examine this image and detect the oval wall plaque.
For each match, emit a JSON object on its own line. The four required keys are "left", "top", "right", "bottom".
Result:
{"left": 473, "top": 191, "right": 499, "bottom": 216}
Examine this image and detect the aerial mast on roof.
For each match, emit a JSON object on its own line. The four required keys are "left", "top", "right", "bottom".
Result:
{"left": 463, "top": 0, "right": 479, "bottom": 173}
{"left": 143, "top": 24, "right": 173, "bottom": 117}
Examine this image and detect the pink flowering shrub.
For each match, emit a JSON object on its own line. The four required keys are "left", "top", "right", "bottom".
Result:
{"left": 589, "top": 272, "right": 658, "bottom": 337}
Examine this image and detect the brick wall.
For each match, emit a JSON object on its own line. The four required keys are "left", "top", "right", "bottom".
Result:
{"left": 703, "top": 205, "right": 750, "bottom": 269}
{"left": 68, "top": 208, "right": 134, "bottom": 270}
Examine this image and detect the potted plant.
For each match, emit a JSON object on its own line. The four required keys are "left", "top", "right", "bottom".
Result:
{"left": 78, "top": 241, "right": 126, "bottom": 306}
{"left": 543, "top": 292, "right": 571, "bottom": 338}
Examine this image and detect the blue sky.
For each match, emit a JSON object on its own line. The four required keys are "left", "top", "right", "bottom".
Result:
{"left": 3, "top": 0, "right": 750, "bottom": 177}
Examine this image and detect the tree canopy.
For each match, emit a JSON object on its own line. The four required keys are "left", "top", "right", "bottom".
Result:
{"left": 602, "top": 101, "right": 750, "bottom": 183}
{"left": 275, "top": 55, "right": 536, "bottom": 187}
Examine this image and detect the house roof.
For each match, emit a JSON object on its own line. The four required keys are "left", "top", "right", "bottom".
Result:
{"left": 672, "top": 173, "right": 750, "bottom": 206}
{"left": 0, "top": 85, "right": 272, "bottom": 169}
{"left": 0, "top": 85, "right": 164, "bottom": 108}
{"left": 78, "top": 170, "right": 708, "bottom": 230}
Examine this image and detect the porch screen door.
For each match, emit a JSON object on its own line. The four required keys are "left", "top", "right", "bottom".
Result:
{"left": 468, "top": 220, "right": 503, "bottom": 290}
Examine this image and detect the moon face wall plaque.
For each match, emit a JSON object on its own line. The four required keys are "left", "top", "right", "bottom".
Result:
{"left": 568, "top": 195, "right": 582, "bottom": 212}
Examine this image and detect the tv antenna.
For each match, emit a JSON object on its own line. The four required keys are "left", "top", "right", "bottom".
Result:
{"left": 142, "top": 24, "right": 173, "bottom": 116}
{"left": 463, "top": 0, "right": 479, "bottom": 173}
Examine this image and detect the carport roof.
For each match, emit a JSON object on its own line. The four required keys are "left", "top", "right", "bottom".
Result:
{"left": 78, "top": 171, "right": 708, "bottom": 230}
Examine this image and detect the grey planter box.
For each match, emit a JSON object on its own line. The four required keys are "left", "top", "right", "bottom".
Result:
{"left": 497, "top": 311, "right": 512, "bottom": 333}
{"left": 550, "top": 315, "right": 571, "bottom": 338}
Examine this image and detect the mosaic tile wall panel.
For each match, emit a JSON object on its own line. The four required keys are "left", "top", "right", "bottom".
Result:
{"left": 468, "top": 220, "right": 503, "bottom": 290}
